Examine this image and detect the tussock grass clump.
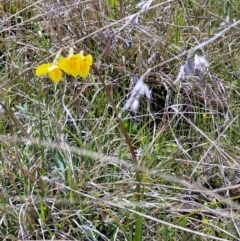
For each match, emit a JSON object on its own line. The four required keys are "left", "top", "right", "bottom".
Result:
{"left": 1, "top": 0, "right": 240, "bottom": 240}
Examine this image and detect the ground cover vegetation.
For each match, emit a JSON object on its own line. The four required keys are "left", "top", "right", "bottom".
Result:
{"left": 1, "top": 0, "right": 240, "bottom": 240}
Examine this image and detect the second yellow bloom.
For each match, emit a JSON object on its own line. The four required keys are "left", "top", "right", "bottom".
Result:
{"left": 58, "top": 53, "right": 92, "bottom": 78}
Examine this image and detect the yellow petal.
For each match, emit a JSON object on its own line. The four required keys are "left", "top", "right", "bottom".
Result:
{"left": 85, "top": 54, "right": 92, "bottom": 66}
{"left": 36, "top": 64, "right": 50, "bottom": 76}
{"left": 79, "top": 62, "right": 90, "bottom": 78}
{"left": 78, "top": 55, "right": 92, "bottom": 78}
{"left": 48, "top": 65, "right": 62, "bottom": 83}
{"left": 67, "top": 54, "right": 81, "bottom": 77}
{"left": 58, "top": 57, "right": 71, "bottom": 75}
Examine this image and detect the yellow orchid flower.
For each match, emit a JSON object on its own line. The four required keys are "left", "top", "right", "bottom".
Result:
{"left": 58, "top": 52, "right": 92, "bottom": 78}
{"left": 36, "top": 63, "right": 62, "bottom": 83}
{"left": 58, "top": 54, "right": 81, "bottom": 78}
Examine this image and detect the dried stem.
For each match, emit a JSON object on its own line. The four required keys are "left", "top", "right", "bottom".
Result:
{"left": 92, "top": 64, "right": 142, "bottom": 202}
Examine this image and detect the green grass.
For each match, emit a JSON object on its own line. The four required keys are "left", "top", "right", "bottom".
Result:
{"left": 1, "top": 0, "right": 240, "bottom": 240}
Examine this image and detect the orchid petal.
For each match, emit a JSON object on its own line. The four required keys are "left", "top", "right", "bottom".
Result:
{"left": 36, "top": 64, "right": 50, "bottom": 76}
{"left": 48, "top": 65, "right": 62, "bottom": 83}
